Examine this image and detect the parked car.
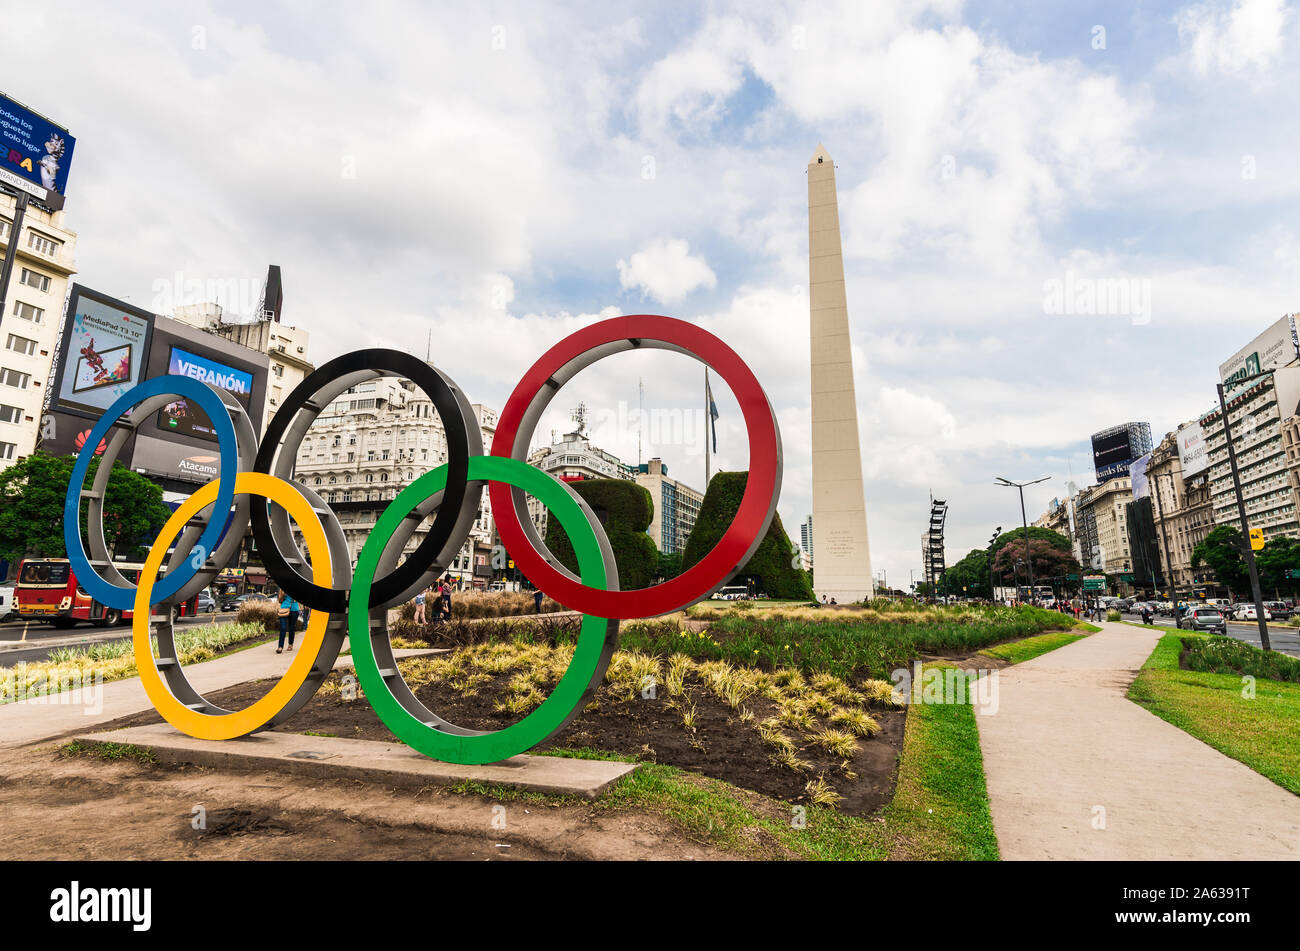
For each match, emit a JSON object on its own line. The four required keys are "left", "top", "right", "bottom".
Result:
{"left": 1264, "top": 601, "right": 1291, "bottom": 620}
{"left": 221, "top": 592, "right": 272, "bottom": 612}
{"left": 196, "top": 590, "right": 217, "bottom": 613}
{"left": 1177, "top": 607, "right": 1228, "bottom": 634}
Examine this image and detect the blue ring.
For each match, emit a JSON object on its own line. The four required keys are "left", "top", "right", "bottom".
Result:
{"left": 64, "top": 375, "right": 237, "bottom": 610}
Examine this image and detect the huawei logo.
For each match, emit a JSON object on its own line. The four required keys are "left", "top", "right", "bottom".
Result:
{"left": 74, "top": 430, "right": 107, "bottom": 455}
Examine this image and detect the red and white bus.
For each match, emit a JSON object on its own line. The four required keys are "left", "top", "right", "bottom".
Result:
{"left": 14, "top": 558, "right": 200, "bottom": 628}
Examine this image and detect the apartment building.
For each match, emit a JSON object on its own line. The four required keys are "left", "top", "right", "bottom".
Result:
{"left": 1146, "top": 427, "right": 1215, "bottom": 593}
{"left": 0, "top": 191, "right": 76, "bottom": 468}
{"left": 634, "top": 457, "right": 704, "bottom": 555}
{"left": 291, "top": 374, "right": 499, "bottom": 586}
{"left": 1076, "top": 477, "right": 1134, "bottom": 583}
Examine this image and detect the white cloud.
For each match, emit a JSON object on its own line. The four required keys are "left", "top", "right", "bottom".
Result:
{"left": 617, "top": 238, "right": 718, "bottom": 304}
{"left": 1175, "top": 0, "right": 1290, "bottom": 76}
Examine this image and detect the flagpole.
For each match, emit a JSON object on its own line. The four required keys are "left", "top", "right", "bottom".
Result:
{"left": 704, "top": 367, "right": 711, "bottom": 489}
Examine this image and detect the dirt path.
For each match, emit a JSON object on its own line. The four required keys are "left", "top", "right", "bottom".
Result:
{"left": 975, "top": 620, "right": 1300, "bottom": 859}
{"left": 0, "top": 742, "right": 734, "bottom": 860}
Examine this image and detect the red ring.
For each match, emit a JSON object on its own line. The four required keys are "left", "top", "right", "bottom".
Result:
{"left": 490, "top": 315, "right": 779, "bottom": 619}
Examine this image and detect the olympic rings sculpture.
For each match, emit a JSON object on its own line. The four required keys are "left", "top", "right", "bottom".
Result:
{"left": 62, "top": 315, "right": 782, "bottom": 764}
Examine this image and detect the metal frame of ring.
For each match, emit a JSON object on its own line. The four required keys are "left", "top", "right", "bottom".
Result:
{"left": 251, "top": 349, "right": 482, "bottom": 613}
{"left": 489, "top": 314, "right": 783, "bottom": 619}
{"left": 64, "top": 375, "right": 240, "bottom": 610}
{"left": 133, "top": 472, "right": 347, "bottom": 739}
{"left": 349, "top": 456, "right": 620, "bottom": 764}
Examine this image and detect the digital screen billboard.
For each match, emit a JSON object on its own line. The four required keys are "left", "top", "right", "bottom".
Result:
{"left": 52, "top": 286, "right": 153, "bottom": 415}
{"left": 0, "top": 91, "right": 75, "bottom": 208}
{"left": 155, "top": 346, "right": 253, "bottom": 442}
{"left": 1092, "top": 427, "right": 1133, "bottom": 483}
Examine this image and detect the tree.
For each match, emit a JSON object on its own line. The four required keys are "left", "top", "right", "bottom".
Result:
{"left": 992, "top": 526, "right": 1072, "bottom": 555}
{"left": 992, "top": 537, "right": 1081, "bottom": 589}
{"left": 657, "top": 550, "right": 683, "bottom": 582}
{"left": 1255, "top": 535, "right": 1300, "bottom": 598}
{"left": 682, "top": 471, "right": 814, "bottom": 601}
{"left": 543, "top": 478, "right": 659, "bottom": 591}
{"left": 0, "top": 451, "right": 171, "bottom": 565}
{"left": 1191, "top": 525, "right": 1248, "bottom": 598}
{"left": 943, "top": 548, "right": 992, "bottom": 599}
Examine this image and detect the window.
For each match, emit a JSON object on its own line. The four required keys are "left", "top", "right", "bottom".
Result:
{"left": 12, "top": 301, "right": 43, "bottom": 324}
{"left": 26, "top": 232, "right": 59, "bottom": 256}
{"left": 273, "top": 364, "right": 284, "bottom": 378}
{"left": 0, "top": 442, "right": 14, "bottom": 461}
{"left": 0, "top": 404, "right": 20, "bottom": 424}
{"left": 0, "top": 368, "right": 30, "bottom": 389}
{"left": 19, "top": 268, "right": 50, "bottom": 292}
{"left": 5, "top": 334, "right": 36, "bottom": 356}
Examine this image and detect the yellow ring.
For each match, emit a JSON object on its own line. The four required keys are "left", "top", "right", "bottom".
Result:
{"left": 132, "top": 472, "right": 331, "bottom": 740}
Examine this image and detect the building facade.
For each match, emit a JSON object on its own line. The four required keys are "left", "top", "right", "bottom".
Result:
{"left": 634, "top": 457, "right": 703, "bottom": 555}
{"left": 1076, "top": 477, "right": 1134, "bottom": 583}
{"left": 0, "top": 192, "right": 77, "bottom": 469}
{"left": 800, "top": 515, "right": 813, "bottom": 561}
{"left": 1146, "top": 427, "right": 1215, "bottom": 594}
{"left": 1198, "top": 367, "right": 1300, "bottom": 542}
{"left": 291, "top": 374, "right": 499, "bottom": 587}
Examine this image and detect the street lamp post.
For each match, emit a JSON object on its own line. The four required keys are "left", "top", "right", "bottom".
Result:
{"left": 988, "top": 527, "right": 1001, "bottom": 601}
{"left": 996, "top": 476, "right": 1049, "bottom": 603}
{"left": 1216, "top": 376, "right": 1272, "bottom": 652}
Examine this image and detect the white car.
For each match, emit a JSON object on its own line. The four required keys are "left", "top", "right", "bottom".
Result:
{"left": 1233, "top": 603, "right": 1272, "bottom": 621}
{"left": 0, "top": 585, "right": 13, "bottom": 621}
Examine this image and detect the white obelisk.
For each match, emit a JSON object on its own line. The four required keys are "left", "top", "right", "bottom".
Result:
{"left": 808, "top": 144, "right": 873, "bottom": 601}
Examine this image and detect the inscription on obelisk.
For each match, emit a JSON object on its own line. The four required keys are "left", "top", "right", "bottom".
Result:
{"left": 808, "top": 144, "right": 873, "bottom": 601}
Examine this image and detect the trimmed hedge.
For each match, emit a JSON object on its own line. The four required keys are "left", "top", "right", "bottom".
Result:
{"left": 543, "top": 478, "right": 659, "bottom": 591}
{"left": 682, "top": 471, "right": 814, "bottom": 601}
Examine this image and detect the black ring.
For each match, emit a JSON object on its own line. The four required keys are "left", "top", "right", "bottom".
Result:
{"left": 251, "top": 349, "right": 479, "bottom": 612}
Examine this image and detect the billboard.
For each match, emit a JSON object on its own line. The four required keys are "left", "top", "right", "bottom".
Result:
{"left": 1177, "top": 422, "right": 1208, "bottom": 478}
{"left": 1130, "top": 452, "right": 1151, "bottom": 500}
{"left": 38, "top": 408, "right": 137, "bottom": 461}
{"left": 130, "top": 315, "right": 268, "bottom": 485}
{"left": 0, "top": 91, "right": 75, "bottom": 208}
{"left": 52, "top": 286, "right": 154, "bottom": 415}
{"left": 1219, "top": 314, "right": 1299, "bottom": 386}
{"left": 1092, "top": 427, "right": 1133, "bottom": 483}
{"left": 155, "top": 346, "right": 253, "bottom": 442}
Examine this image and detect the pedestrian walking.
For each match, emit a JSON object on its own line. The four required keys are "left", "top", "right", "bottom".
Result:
{"left": 440, "top": 578, "right": 453, "bottom": 621}
{"left": 533, "top": 589, "right": 543, "bottom": 614}
{"left": 277, "top": 593, "right": 300, "bottom": 654}
{"left": 414, "top": 589, "right": 427, "bottom": 624}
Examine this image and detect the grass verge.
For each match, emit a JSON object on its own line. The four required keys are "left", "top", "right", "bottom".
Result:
{"left": 980, "top": 630, "right": 1086, "bottom": 665}
{"left": 1128, "top": 632, "right": 1300, "bottom": 795}
{"left": 61, "top": 740, "right": 157, "bottom": 766}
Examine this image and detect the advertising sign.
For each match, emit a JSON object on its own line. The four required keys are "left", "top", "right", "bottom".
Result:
{"left": 1092, "top": 426, "right": 1133, "bottom": 483}
{"left": 1219, "top": 314, "right": 1299, "bottom": 385}
{"left": 38, "top": 408, "right": 137, "bottom": 461}
{"left": 1177, "top": 421, "right": 1208, "bottom": 478}
{"left": 52, "top": 286, "right": 153, "bottom": 414}
{"left": 0, "top": 91, "right": 75, "bottom": 208}
{"left": 155, "top": 346, "right": 253, "bottom": 442}
{"left": 1129, "top": 452, "right": 1151, "bottom": 500}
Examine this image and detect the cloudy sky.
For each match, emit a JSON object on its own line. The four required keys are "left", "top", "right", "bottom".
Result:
{"left": 5, "top": 0, "right": 1298, "bottom": 589}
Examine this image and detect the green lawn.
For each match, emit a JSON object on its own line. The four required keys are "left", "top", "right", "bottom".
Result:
{"left": 1128, "top": 632, "right": 1300, "bottom": 795}
{"left": 980, "top": 630, "right": 1087, "bottom": 665}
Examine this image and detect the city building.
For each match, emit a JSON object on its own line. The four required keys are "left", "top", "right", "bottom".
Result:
{"left": 634, "top": 457, "right": 703, "bottom": 555}
{"left": 1146, "top": 426, "right": 1215, "bottom": 595}
{"left": 808, "top": 143, "right": 873, "bottom": 601}
{"left": 171, "top": 267, "right": 311, "bottom": 431}
{"left": 524, "top": 416, "right": 635, "bottom": 541}
{"left": 291, "top": 373, "right": 500, "bottom": 587}
{"left": 1091, "top": 421, "right": 1153, "bottom": 484}
{"left": 1033, "top": 498, "right": 1072, "bottom": 537}
{"left": 1075, "top": 477, "right": 1135, "bottom": 585}
{"left": 0, "top": 191, "right": 77, "bottom": 469}
{"left": 800, "top": 515, "right": 813, "bottom": 561}
{"left": 1198, "top": 366, "right": 1300, "bottom": 542}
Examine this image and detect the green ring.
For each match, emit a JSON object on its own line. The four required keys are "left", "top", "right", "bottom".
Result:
{"left": 348, "top": 455, "right": 612, "bottom": 764}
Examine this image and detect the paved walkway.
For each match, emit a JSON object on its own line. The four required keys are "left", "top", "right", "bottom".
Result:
{"left": 975, "top": 620, "right": 1300, "bottom": 859}
{"left": 0, "top": 638, "right": 440, "bottom": 751}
